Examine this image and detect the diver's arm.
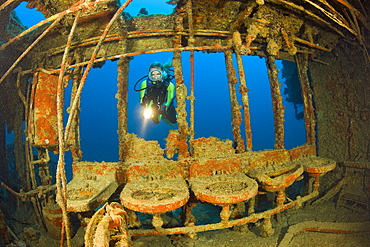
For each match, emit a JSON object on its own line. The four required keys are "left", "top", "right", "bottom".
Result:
{"left": 165, "top": 82, "right": 175, "bottom": 108}
{"left": 140, "top": 80, "right": 147, "bottom": 104}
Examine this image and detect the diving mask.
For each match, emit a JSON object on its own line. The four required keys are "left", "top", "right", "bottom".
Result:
{"left": 148, "top": 69, "right": 163, "bottom": 82}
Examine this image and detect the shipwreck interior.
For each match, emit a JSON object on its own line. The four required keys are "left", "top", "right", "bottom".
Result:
{"left": 0, "top": 0, "right": 370, "bottom": 246}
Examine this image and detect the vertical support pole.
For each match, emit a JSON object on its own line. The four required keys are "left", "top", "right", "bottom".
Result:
{"left": 265, "top": 55, "right": 285, "bottom": 149}
{"left": 295, "top": 53, "right": 316, "bottom": 145}
{"left": 235, "top": 53, "right": 253, "bottom": 151}
{"left": 172, "top": 3, "right": 190, "bottom": 159}
{"left": 224, "top": 50, "right": 245, "bottom": 153}
{"left": 173, "top": 51, "right": 190, "bottom": 158}
{"left": 189, "top": 52, "right": 195, "bottom": 146}
{"left": 187, "top": 0, "right": 196, "bottom": 148}
{"left": 117, "top": 58, "right": 130, "bottom": 162}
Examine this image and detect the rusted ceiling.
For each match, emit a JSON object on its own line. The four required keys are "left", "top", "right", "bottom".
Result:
{"left": 0, "top": 0, "right": 369, "bottom": 75}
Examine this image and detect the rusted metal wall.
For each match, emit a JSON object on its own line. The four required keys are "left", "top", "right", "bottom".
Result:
{"left": 310, "top": 43, "right": 370, "bottom": 163}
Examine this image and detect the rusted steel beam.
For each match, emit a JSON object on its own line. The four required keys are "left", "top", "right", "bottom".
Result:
{"left": 224, "top": 50, "right": 245, "bottom": 153}
{"left": 68, "top": 45, "right": 231, "bottom": 69}
{"left": 294, "top": 53, "right": 316, "bottom": 144}
{"left": 265, "top": 55, "right": 285, "bottom": 149}
{"left": 117, "top": 58, "right": 130, "bottom": 162}
{"left": 128, "top": 190, "right": 319, "bottom": 236}
{"left": 235, "top": 53, "right": 253, "bottom": 151}
{"left": 42, "top": 30, "right": 240, "bottom": 57}
{"left": 0, "top": 16, "right": 62, "bottom": 85}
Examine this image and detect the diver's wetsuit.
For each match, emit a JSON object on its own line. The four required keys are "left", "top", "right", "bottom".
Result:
{"left": 141, "top": 80, "right": 177, "bottom": 124}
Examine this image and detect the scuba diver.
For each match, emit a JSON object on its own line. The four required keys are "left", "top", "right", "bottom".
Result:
{"left": 135, "top": 61, "right": 177, "bottom": 125}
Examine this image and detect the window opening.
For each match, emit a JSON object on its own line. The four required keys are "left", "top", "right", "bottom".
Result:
{"left": 128, "top": 52, "right": 177, "bottom": 149}
{"left": 80, "top": 60, "right": 119, "bottom": 162}
{"left": 123, "top": 0, "right": 175, "bottom": 17}
{"left": 242, "top": 56, "right": 274, "bottom": 151}
{"left": 191, "top": 52, "right": 232, "bottom": 140}
{"left": 278, "top": 60, "right": 305, "bottom": 149}
{"left": 13, "top": 2, "right": 45, "bottom": 28}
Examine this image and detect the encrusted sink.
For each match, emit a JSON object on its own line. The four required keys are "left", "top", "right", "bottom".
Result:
{"left": 67, "top": 177, "right": 118, "bottom": 212}
{"left": 120, "top": 178, "right": 189, "bottom": 214}
{"left": 301, "top": 156, "right": 336, "bottom": 176}
{"left": 248, "top": 163, "right": 304, "bottom": 192}
{"left": 189, "top": 172, "right": 258, "bottom": 205}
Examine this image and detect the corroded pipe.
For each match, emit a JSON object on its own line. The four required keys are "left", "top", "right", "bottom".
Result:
{"left": 224, "top": 50, "right": 245, "bottom": 153}
{"left": 278, "top": 220, "right": 370, "bottom": 247}
{"left": 293, "top": 36, "right": 332, "bottom": 52}
{"left": 128, "top": 190, "right": 319, "bottom": 236}
{"left": 265, "top": 55, "right": 285, "bottom": 149}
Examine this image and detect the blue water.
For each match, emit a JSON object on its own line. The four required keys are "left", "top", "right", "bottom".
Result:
{"left": 10, "top": 1, "right": 306, "bottom": 181}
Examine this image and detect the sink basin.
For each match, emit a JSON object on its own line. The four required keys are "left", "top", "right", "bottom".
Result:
{"left": 302, "top": 156, "right": 336, "bottom": 176}
{"left": 189, "top": 173, "right": 258, "bottom": 205}
{"left": 120, "top": 178, "right": 189, "bottom": 214}
{"left": 248, "top": 164, "right": 304, "bottom": 192}
{"left": 67, "top": 177, "right": 118, "bottom": 212}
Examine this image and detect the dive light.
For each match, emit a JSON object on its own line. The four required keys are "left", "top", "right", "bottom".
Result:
{"left": 143, "top": 101, "right": 154, "bottom": 119}
{"left": 143, "top": 107, "right": 153, "bottom": 119}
